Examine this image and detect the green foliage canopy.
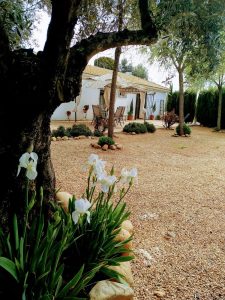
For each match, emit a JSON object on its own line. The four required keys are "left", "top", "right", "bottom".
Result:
{"left": 132, "top": 63, "right": 148, "bottom": 80}
{"left": 94, "top": 56, "right": 115, "bottom": 70}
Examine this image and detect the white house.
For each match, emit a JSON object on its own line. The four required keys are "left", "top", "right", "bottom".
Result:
{"left": 51, "top": 65, "right": 169, "bottom": 121}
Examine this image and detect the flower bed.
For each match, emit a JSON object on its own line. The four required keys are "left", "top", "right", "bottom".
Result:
{"left": 0, "top": 151, "right": 137, "bottom": 299}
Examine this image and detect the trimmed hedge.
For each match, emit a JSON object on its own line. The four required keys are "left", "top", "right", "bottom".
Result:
{"left": 166, "top": 91, "right": 197, "bottom": 123}
{"left": 144, "top": 122, "right": 156, "bottom": 133}
{"left": 196, "top": 89, "right": 225, "bottom": 128}
{"left": 123, "top": 122, "right": 147, "bottom": 134}
{"left": 98, "top": 136, "right": 115, "bottom": 146}
{"left": 70, "top": 124, "right": 92, "bottom": 137}
{"left": 123, "top": 122, "right": 156, "bottom": 134}
{"left": 51, "top": 124, "right": 92, "bottom": 137}
{"left": 52, "top": 126, "right": 68, "bottom": 137}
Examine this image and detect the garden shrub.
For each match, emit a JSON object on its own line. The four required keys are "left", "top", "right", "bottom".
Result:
{"left": 176, "top": 123, "right": 191, "bottom": 135}
{"left": 123, "top": 122, "right": 147, "bottom": 134}
{"left": 0, "top": 151, "right": 137, "bottom": 298}
{"left": 65, "top": 127, "right": 72, "bottom": 137}
{"left": 156, "top": 115, "right": 161, "bottom": 120}
{"left": 70, "top": 123, "right": 92, "bottom": 137}
{"left": 98, "top": 136, "right": 115, "bottom": 146}
{"left": 93, "top": 129, "right": 103, "bottom": 137}
{"left": 51, "top": 125, "right": 67, "bottom": 137}
{"left": 144, "top": 122, "right": 156, "bottom": 133}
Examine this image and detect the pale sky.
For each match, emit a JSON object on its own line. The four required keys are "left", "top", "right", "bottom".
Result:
{"left": 32, "top": 11, "right": 179, "bottom": 91}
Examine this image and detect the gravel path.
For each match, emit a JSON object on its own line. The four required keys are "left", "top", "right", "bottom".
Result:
{"left": 51, "top": 126, "right": 225, "bottom": 300}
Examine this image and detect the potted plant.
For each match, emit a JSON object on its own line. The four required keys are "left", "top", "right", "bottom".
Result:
{"left": 127, "top": 99, "right": 134, "bottom": 120}
{"left": 66, "top": 110, "right": 71, "bottom": 120}
{"left": 83, "top": 105, "right": 89, "bottom": 119}
{"left": 149, "top": 102, "right": 156, "bottom": 120}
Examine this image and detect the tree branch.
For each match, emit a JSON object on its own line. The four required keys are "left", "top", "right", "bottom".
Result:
{"left": 61, "top": 0, "right": 157, "bottom": 102}
{"left": 41, "top": 0, "right": 81, "bottom": 102}
{"left": 138, "top": 0, "right": 157, "bottom": 35}
{"left": 63, "top": 28, "right": 158, "bottom": 101}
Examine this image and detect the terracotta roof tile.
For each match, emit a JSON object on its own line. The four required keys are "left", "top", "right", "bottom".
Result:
{"left": 83, "top": 65, "right": 169, "bottom": 92}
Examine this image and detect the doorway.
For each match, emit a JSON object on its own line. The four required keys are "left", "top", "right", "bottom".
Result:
{"left": 135, "top": 93, "right": 140, "bottom": 119}
{"left": 160, "top": 99, "right": 164, "bottom": 116}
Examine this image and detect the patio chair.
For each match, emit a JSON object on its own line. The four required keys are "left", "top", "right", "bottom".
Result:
{"left": 92, "top": 104, "right": 108, "bottom": 132}
{"left": 114, "top": 106, "right": 125, "bottom": 126}
{"left": 119, "top": 106, "right": 125, "bottom": 125}
{"left": 92, "top": 105, "right": 101, "bottom": 124}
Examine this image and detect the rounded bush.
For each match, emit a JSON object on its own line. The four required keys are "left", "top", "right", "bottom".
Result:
{"left": 93, "top": 129, "right": 103, "bottom": 137}
{"left": 70, "top": 124, "right": 92, "bottom": 137}
{"left": 176, "top": 123, "right": 191, "bottom": 135}
{"left": 51, "top": 126, "right": 67, "bottom": 137}
{"left": 123, "top": 122, "right": 147, "bottom": 134}
{"left": 98, "top": 136, "right": 115, "bottom": 146}
{"left": 144, "top": 122, "right": 156, "bottom": 133}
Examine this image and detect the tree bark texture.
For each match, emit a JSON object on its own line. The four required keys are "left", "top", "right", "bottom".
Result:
{"left": 108, "top": 0, "right": 123, "bottom": 139}
{"left": 108, "top": 47, "right": 122, "bottom": 138}
{"left": 217, "top": 85, "right": 222, "bottom": 130}
{"left": 0, "top": 0, "right": 158, "bottom": 228}
{"left": 178, "top": 69, "right": 184, "bottom": 135}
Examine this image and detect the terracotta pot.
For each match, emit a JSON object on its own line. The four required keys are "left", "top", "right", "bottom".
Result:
{"left": 149, "top": 114, "right": 154, "bottom": 120}
{"left": 127, "top": 115, "right": 134, "bottom": 120}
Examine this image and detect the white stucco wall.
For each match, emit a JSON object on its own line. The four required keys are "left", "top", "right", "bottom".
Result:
{"left": 51, "top": 80, "right": 136, "bottom": 121}
{"left": 51, "top": 78, "right": 166, "bottom": 121}
{"left": 146, "top": 91, "right": 167, "bottom": 119}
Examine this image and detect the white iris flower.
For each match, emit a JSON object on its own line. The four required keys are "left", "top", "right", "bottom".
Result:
{"left": 72, "top": 198, "right": 91, "bottom": 224}
{"left": 120, "top": 168, "right": 138, "bottom": 184}
{"left": 98, "top": 174, "right": 117, "bottom": 193}
{"left": 17, "top": 152, "right": 38, "bottom": 180}
{"left": 88, "top": 154, "right": 106, "bottom": 177}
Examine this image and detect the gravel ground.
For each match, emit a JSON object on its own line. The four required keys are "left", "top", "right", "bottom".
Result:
{"left": 51, "top": 126, "right": 225, "bottom": 300}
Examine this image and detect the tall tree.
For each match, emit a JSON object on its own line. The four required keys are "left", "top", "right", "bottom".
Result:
{"left": 0, "top": 0, "right": 158, "bottom": 227}
{"left": 120, "top": 58, "right": 133, "bottom": 73}
{"left": 94, "top": 56, "right": 115, "bottom": 70}
{"left": 108, "top": 0, "right": 123, "bottom": 139}
{"left": 145, "top": 0, "right": 225, "bottom": 135}
{"left": 132, "top": 63, "right": 148, "bottom": 79}
{"left": 186, "top": 34, "right": 225, "bottom": 130}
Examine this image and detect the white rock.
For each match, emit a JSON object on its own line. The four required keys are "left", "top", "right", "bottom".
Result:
{"left": 89, "top": 280, "right": 134, "bottom": 300}
{"left": 121, "top": 220, "right": 133, "bottom": 235}
{"left": 56, "top": 191, "right": 73, "bottom": 212}
{"left": 116, "top": 144, "right": 123, "bottom": 150}
{"left": 153, "top": 289, "right": 166, "bottom": 297}
{"left": 114, "top": 228, "right": 132, "bottom": 250}
{"left": 102, "top": 144, "right": 108, "bottom": 151}
{"left": 109, "top": 145, "right": 116, "bottom": 150}
{"left": 108, "top": 261, "right": 134, "bottom": 287}
{"left": 136, "top": 248, "right": 155, "bottom": 267}
{"left": 139, "top": 212, "right": 158, "bottom": 221}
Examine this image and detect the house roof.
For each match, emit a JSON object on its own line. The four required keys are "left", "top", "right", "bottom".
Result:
{"left": 83, "top": 65, "right": 169, "bottom": 93}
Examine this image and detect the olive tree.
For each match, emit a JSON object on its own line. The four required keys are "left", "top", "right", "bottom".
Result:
{"left": 145, "top": 0, "right": 225, "bottom": 135}
{"left": 0, "top": 0, "right": 158, "bottom": 227}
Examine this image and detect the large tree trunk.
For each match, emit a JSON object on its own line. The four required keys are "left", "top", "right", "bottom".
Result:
{"left": 178, "top": 68, "right": 184, "bottom": 135}
{"left": 108, "top": 47, "right": 122, "bottom": 138}
{"left": 0, "top": 52, "right": 59, "bottom": 228}
{"left": 0, "top": 0, "right": 158, "bottom": 228}
{"left": 217, "top": 85, "right": 223, "bottom": 131}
